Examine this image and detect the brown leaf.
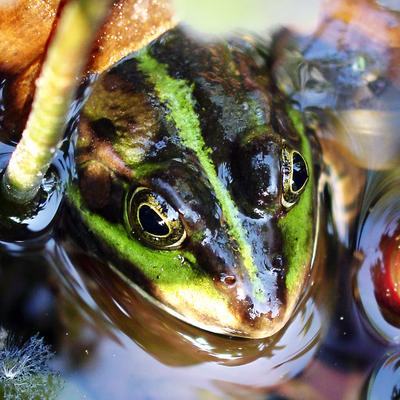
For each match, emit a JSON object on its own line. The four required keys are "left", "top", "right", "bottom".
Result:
{"left": 0, "top": 0, "right": 175, "bottom": 75}
{"left": 89, "top": 0, "right": 175, "bottom": 73}
{"left": 0, "top": 0, "right": 59, "bottom": 75}
{"left": 0, "top": 0, "right": 175, "bottom": 137}
{"left": 2, "top": 58, "right": 42, "bottom": 138}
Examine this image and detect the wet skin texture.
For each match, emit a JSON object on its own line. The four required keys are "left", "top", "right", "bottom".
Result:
{"left": 69, "top": 28, "right": 321, "bottom": 338}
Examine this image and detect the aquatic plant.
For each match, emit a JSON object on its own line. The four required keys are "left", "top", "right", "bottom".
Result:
{"left": 2, "top": 0, "right": 114, "bottom": 204}
{"left": 0, "top": 328, "right": 63, "bottom": 400}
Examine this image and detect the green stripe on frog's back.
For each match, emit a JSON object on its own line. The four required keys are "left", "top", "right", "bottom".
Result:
{"left": 148, "top": 29, "right": 271, "bottom": 157}
{"left": 136, "top": 50, "right": 266, "bottom": 303}
{"left": 279, "top": 108, "right": 315, "bottom": 295}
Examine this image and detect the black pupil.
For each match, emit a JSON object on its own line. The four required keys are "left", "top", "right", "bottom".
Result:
{"left": 292, "top": 153, "right": 308, "bottom": 192}
{"left": 139, "top": 205, "right": 169, "bottom": 236}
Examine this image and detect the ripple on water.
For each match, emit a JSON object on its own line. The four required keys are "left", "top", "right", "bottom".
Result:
{"left": 46, "top": 227, "right": 330, "bottom": 398}
{"left": 355, "top": 170, "right": 400, "bottom": 343}
{"left": 364, "top": 351, "right": 400, "bottom": 399}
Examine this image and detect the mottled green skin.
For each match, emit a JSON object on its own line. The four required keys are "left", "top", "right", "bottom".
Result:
{"left": 69, "top": 28, "right": 321, "bottom": 338}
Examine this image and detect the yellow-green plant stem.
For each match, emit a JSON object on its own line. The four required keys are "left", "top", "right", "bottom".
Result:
{"left": 2, "top": 0, "right": 113, "bottom": 204}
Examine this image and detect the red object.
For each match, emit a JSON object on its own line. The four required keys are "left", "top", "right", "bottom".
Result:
{"left": 372, "top": 222, "right": 400, "bottom": 317}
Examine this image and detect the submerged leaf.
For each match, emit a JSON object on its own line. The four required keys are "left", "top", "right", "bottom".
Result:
{"left": 0, "top": 328, "right": 63, "bottom": 400}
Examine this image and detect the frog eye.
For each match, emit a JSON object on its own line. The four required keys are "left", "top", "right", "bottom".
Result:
{"left": 281, "top": 147, "right": 309, "bottom": 208}
{"left": 124, "top": 187, "right": 186, "bottom": 249}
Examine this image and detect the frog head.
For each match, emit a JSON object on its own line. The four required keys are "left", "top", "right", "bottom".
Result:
{"left": 69, "top": 28, "right": 320, "bottom": 338}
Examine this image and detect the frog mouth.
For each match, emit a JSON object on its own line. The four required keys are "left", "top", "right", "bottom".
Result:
{"left": 105, "top": 255, "right": 294, "bottom": 339}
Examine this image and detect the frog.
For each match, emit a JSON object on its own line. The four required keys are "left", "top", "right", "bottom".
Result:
{"left": 67, "top": 27, "right": 322, "bottom": 339}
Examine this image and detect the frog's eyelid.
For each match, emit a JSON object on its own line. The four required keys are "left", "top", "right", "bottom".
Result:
{"left": 132, "top": 186, "right": 150, "bottom": 197}
{"left": 281, "top": 196, "right": 295, "bottom": 209}
{"left": 164, "top": 229, "right": 187, "bottom": 249}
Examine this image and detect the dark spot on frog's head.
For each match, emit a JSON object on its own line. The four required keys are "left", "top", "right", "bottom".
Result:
{"left": 90, "top": 118, "right": 116, "bottom": 141}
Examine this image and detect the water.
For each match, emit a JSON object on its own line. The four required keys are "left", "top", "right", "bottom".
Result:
{"left": 0, "top": 2, "right": 400, "bottom": 399}
{"left": 355, "top": 170, "right": 400, "bottom": 343}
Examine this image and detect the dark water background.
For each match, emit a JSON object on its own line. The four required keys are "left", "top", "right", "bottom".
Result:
{"left": 0, "top": 2, "right": 400, "bottom": 399}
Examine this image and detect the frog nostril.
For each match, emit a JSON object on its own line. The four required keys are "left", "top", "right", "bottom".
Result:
{"left": 220, "top": 273, "right": 237, "bottom": 286}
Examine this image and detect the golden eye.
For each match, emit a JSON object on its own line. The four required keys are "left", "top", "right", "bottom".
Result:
{"left": 281, "top": 147, "right": 309, "bottom": 208}
{"left": 124, "top": 187, "right": 186, "bottom": 249}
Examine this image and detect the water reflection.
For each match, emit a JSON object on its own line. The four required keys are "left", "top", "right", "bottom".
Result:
{"left": 0, "top": 141, "right": 66, "bottom": 244}
{"left": 272, "top": 1, "right": 400, "bottom": 171}
{"left": 0, "top": 241, "right": 326, "bottom": 399}
{"left": 355, "top": 170, "right": 400, "bottom": 343}
{"left": 364, "top": 351, "right": 400, "bottom": 399}
{"left": 48, "top": 228, "right": 327, "bottom": 393}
